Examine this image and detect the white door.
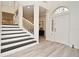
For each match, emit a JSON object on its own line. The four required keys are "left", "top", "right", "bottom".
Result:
{"left": 54, "top": 15, "right": 70, "bottom": 45}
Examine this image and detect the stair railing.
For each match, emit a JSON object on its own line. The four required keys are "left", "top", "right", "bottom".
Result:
{"left": 22, "top": 17, "right": 34, "bottom": 34}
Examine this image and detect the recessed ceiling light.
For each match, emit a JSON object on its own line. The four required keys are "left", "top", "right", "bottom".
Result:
{"left": 27, "top": 6, "right": 30, "bottom": 8}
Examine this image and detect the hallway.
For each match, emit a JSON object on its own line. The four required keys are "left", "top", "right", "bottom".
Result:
{"left": 5, "top": 37, "right": 79, "bottom": 57}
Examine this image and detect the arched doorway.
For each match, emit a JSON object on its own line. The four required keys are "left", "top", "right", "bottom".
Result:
{"left": 53, "top": 6, "right": 70, "bottom": 45}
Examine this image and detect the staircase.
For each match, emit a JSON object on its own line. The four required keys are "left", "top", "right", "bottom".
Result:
{"left": 1, "top": 24, "right": 37, "bottom": 56}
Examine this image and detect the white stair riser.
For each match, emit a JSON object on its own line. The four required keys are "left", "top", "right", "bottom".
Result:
{"left": 2, "top": 31, "right": 25, "bottom": 34}
{"left": 2, "top": 25, "right": 19, "bottom": 27}
{"left": 1, "top": 39, "right": 35, "bottom": 49}
{"left": 2, "top": 33, "right": 29, "bottom": 38}
{"left": 2, "top": 28, "right": 21, "bottom": 30}
{"left": 2, "top": 36, "right": 32, "bottom": 43}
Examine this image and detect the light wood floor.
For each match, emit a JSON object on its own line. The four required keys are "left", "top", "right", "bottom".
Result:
{"left": 5, "top": 37, "right": 79, "bottom": 57}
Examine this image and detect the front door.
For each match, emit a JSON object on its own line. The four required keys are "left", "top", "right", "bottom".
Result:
{"left": 54, "top": 14, "right": 70, "bottom": 45}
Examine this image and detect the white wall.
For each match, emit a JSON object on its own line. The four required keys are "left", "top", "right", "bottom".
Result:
{"left": 2, "top": 7, "right": 15, "bottom": 14}
{"left": 2, "top": 2, "right": 15, "bottom": 14}
{"left": 69, "top": 2, "right": 79, "bottom": 48}
{"left": 46, "top": 1, "right": 79, "bottom": 49}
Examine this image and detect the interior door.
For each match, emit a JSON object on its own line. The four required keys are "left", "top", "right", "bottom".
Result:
{"left": 54, "top": 15, "right": 70, "bottom": 45}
